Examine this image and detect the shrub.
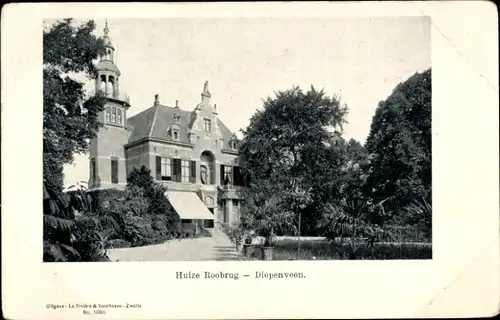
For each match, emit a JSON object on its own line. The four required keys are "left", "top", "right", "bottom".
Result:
{"left": 43, "top": 182, "right": 112, "bottom": 262}
{"left": 198, "top": 228, "right": 212, "bottom": 238}
{"left": 179, "top": 223, "right": 197, "bottom": 238}
{"left": 271, "top": 239, "right": 431, "bottom": 260}
{"left": 107, "top": 239, "right": 131, "bottom": 249}
{"left": 87, "top": 188, "right": 126, "bottom": 213}
{"left": 126, "top": 167, "right": 181, "bottom": 232}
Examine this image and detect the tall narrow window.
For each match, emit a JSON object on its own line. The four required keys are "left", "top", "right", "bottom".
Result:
{"left": 181, "top": 160, "right": 190, "bottom": 182}
{"left": 111, "top": 159, "right": 118, "bottom": 184}
{"left": 111, "top": 107, "right": 116, "bottom": 123}
{"left": 200, "top": 165, "right": 208, "bottom": 185}
{"left": 161, "top": 157, "right": 171, "bottom": 181}
{"left": 204, "top": 118, "right": 211, "bottom": 133}
{"left": 91, "top": 158, "right": 96, "bottom": 184}
{"left": 117, "top": 109, "right": 122, "bottom": 124}
{"left": 224, "top": 166, "right": 232, "bottom": 185}
{"left": 105, "top": 107, "right": 111, "bottom": 122}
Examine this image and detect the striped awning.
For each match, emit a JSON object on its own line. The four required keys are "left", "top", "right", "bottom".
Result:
{"left": 165, "top": 191, "right": 215, "bottom": 220}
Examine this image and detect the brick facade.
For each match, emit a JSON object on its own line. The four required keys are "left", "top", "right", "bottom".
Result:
{"left": 88, "top": 22, "right": 244, "bottom": 225}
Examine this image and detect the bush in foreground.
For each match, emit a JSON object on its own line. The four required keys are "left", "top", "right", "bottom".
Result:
{"left": 269, "top": 239, "right": 431, "bottom": 260}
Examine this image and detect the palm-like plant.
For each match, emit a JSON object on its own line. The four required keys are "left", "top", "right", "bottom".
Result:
{"left": 320, "top": 199, "right": 394, "bottom": 259}
{"left": 240, "top": 179, "right": 295, "bottom": 247}
{"left": 397, "top": 198, "right": 432, "bottom": 240}
{"left": 43, "top": 181, "right": 119, "bottom": 262}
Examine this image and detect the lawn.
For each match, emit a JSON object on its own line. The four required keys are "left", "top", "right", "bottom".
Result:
{"left": 248, "top": 238, "right": 432, "bottom": 260}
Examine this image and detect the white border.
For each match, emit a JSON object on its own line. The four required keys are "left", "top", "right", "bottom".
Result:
{"left": 1, "top": 2, "right": 499, "bottom": 319}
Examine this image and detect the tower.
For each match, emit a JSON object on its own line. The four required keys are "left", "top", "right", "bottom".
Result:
{"left": 88, "top": 20, "right": 132, "bottom": 190}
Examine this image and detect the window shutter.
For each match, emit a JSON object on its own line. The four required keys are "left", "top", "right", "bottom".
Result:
{"left": 111, "top": 159, "right": 118, "bottom": 184}
{"left": 220, "top": 165, "right": 225, "bottom": 185}
{"left": 233, "top": 166, "right": 241, "bottom": 186}
{"left": 190, "top": 160, "right": 196, "bottom": 183}
{"left": 171, "top": 159, "right": 177, "bottom": 182}
{"left": 238, "top": 167, "right": 243, "bottom": 186}
{"left": 209, "top": 162, "right": 215, "bottom": 185}
{"left": 176, "top": 159, "right": 182, "bottom": 182}
{"left": 156, "top": 156, "right": 161, "bottom": 180}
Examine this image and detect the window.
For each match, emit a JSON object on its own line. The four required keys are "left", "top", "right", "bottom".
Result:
{"left": 173, "top": 130, "right": 179, "bottom": 141}
{"left": 205, "top": 197, "right": 214, "bottom": 206}
{"left": 117, "top": 109, "right": 122, "bottom": 124}
{"left": 204, "top": 118, "right": 211, "bottom": 133}
{"left": 232, "top": 199, "right": 239, "bottom": 207}
{"left": 181, "top": 160, "right": 190, "bottom": 182}
{"left": 230, "top": 141, "right": 237, "bottom": 149}
{"left": 105, "top": 107, "right": 111, "bottom": 122}
{"left": 111, "top": 107, "right": 116, "bottom": 123}
{"left": 111, "top": 159, "right": 118, "bottom": 184}
{"left": 161, "top": 157, "right": 171, "bottom": 180}
{"left": 224, "top": 166, "right": 232, "bottom": 185}
{"left": 91, "top": 158, "right": 96, "bottom": 184}
{"left": 200, "top": 165, "right": 208, "bottom": 184}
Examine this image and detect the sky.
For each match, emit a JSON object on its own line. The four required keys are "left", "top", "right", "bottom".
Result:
{"left": 60, "top": 17, "right": 430, "bottom": 187}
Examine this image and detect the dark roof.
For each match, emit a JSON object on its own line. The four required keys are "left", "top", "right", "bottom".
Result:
{"left": 126, "top": 104, "right": 236, "bottom": 147}
{"left": 95, "top": 60, "right": 121, "bottom": 76}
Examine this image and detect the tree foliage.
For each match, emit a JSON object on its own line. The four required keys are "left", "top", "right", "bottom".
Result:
{"left": 339, "top": 138, "right": 370, "bottom": 202}
{"left": 364, "top": 69, "right": 432, "bottom": 213}
{"left": 238, "top": 86, "right": 349, "bottom": 237}
{"left": 126, "top": 166, "right": 180, "bottom": 229}
{"left": 43, "top": 19, "right": 106, "bottom": 191}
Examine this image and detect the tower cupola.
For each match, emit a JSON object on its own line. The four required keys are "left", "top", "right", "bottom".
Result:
{"left": 94, "top": 19, "right": 129, "bottom": 107}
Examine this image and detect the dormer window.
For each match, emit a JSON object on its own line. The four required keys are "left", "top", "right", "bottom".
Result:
{"left": 229, "top": 134, "right": 238, "bottom": 150}
{"left": 173, "top": 130, "right": 179, "bottom": 141}
{"left": 204, "top": 118, "right": 211, "bottom": 133}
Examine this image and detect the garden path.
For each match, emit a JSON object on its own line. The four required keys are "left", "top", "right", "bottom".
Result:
{"left": 106, "top": 228, "right": 247, "bottom": 261}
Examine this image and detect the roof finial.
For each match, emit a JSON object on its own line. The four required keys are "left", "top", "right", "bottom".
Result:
{"left": 202, "top": 81, "right": 211, "bottom": 98}
{"left": 104, "top": 19, "right": 109, "bottom": 36}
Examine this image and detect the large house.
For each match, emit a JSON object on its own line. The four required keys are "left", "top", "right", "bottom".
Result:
{"left": 88, "top": 22, "right": 245, "bottom": 227}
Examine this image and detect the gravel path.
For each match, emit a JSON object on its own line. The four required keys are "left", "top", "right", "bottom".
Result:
{"left": 107, "top": 229, "right": 246, "bottom": 261}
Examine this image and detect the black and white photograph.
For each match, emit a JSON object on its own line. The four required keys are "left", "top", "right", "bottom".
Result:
{"left": 2, "top": 2, "right": 499, "bottom": 319}
{"left": 43, "top": 16, "right": 432, "bottom": 262}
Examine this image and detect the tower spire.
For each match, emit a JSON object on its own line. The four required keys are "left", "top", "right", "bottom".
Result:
{"left": 104, "top": 18, "right": 109, "bottom": 36}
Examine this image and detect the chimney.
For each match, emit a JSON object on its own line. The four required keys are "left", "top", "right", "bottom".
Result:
{"left": 154, "top": 94, "right": 159, "bottom": 106}
{"left": 175, "top": 100, "right": 179, "bottom": 109}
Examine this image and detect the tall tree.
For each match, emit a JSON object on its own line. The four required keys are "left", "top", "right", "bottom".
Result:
{"left": 364, "top": 69, "right": 432, "bottom": 213}
{"left": 339, "top": 138, "right": 370, "bottom": 202}
{"left": 238, "top": 86, "right": 349, "bottom": 236}
{"left": 43, "top": 19, "right": 106, "bottom": 191}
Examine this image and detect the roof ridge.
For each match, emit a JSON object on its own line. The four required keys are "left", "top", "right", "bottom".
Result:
{"left": 128, "top": 104, "right": 156, "bottom": 120}
{"left": 148, "top": 104, "right": 160, "bottom": 137}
